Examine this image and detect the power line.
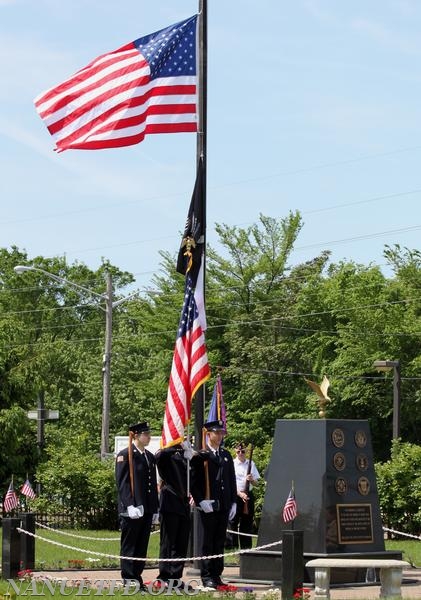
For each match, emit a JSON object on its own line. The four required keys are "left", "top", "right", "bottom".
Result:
{"left": 294, "top": 223, "right": 421, "bottom": 252}
{"left": 4, "top": 314, "right": 421, "bottom": 350}
{"left": 2, "top": 146, "right": 421, "bottom": 227}
{"left": 302, "top": 188, "right": 421, "bottom": 216}
{"left": 3, "top": 292, "right": 419, "bottom": 333}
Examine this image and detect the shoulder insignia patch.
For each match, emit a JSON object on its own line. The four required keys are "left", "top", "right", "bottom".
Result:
{"left": 117, "top": 455, "right": 125, "bottom": 462}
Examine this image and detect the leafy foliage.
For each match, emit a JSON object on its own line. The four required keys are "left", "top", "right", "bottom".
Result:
{"left": 376, "top": 440, "right": 421, "bottom": 534}
{"left": 34, "top": 434, "right": 116, "bottom": 529}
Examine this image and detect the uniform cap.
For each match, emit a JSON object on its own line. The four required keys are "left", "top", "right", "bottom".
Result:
{"left": 204, "top": 419, "right": 225, "bottom": 431}
{"left": 129, "top": 421, "right": 150, "bottom": 434}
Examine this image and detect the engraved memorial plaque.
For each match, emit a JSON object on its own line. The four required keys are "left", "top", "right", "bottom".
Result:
{"left": 337, "top": 503, "right": 373, "bottom": 544}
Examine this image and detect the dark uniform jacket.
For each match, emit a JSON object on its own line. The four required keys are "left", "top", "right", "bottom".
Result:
{"left": 115, "top": 444, "right": 158, "bottom": 514}
{"left": 156, "top": 446, "right": 190, "bottom": 517}
{"left": 191, "top": 447, "right": 237, "bottom": 511}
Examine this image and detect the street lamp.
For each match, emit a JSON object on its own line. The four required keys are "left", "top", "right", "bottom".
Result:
{"left": 14, "top": 264, "right": 136, "bottom": 458}
{"left": 372, "top": 359, "right": 401, "bottom": 440}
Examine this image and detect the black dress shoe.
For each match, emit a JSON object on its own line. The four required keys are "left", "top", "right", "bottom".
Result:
{"left": 179, "top": 582, "right": 195, "bottom": 593}
{"left": 122, "top": 580, "right": 148, "bottom": 593}
{"left": 202, "top": 579, "right": 217, "bottom": 589}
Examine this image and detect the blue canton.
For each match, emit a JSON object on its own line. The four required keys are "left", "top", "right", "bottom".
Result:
{"left": 134, "top": 15, "right": 197, "bottom": 79}
{"left": 177, "top": 273, "right": 198, "bottom": 339}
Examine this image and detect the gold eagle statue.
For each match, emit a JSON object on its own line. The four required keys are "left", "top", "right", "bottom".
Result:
{"left": 304, "top": 375, "right": 331, "bottom": 418}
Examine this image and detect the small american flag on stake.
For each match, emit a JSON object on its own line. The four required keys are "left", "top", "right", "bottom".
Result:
{"left": 282, "top": 484, "right": 297, "bottom": 523}
{"left": 3, "top": 479, "right": 19, "bottom": 513}
{"left": 21, "top": 478, "right": 36, "bottom": 500}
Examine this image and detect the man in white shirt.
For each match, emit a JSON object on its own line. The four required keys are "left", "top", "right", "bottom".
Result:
{"left": 227, "top": 442, "right": 260, "bottom": 549}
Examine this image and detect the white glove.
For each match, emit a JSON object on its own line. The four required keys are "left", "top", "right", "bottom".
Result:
{"left": 228, "top": 502, "right": 237, "bottom": 521}
{"left": 181, "top": 440, "right": 194, "bottom": 460}
{"left": 199, "top": 499, "right": 215, "bottom": 513}
{"left": 152, "top": 513, "right": 160, "bottom": 525}
{"left": 127, "top": 505, "right": 144, "bottom": 519}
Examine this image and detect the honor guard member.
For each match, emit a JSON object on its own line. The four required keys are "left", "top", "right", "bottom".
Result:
{"left": 115, "top": 421, "right": 158, "bottom": 589}
{"left": 191, "top": 419, "right": 237, "bottom": 590}
{"left": 155, "top": 440, "right": 194, "bottom": 588}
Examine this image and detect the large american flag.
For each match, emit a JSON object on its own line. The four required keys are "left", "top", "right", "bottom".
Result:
{"left": 21, "top": 479, "right": 36, "bottom": 500}
{"left": 4, "top": 480, "right": 19, "bottom": 513}
{"left": 34, "top": 15, "right": 198, "bottom": 152}
{"left": 282, "top": 488, "right": 298, "bottom": 523}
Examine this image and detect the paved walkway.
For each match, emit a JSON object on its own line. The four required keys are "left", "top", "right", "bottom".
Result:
{"left": 32, "top": 565, "right": 421, "bottom": 598}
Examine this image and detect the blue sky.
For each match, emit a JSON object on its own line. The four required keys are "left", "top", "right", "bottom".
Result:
{"left": 1, "top": 0, "right": 421, "bottom": 294}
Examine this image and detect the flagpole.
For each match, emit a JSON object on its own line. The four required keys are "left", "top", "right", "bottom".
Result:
{"left": 193, "top": 0, "right": 207, "bottom": 453}
{"left": 191, "top": 0, "right": 207, "bottom": 574}
{"left": 197, "top": 0, "right": 207, "bottom": 163}
{"left": 291, "top": 480, "right": 295, "bottom": 530}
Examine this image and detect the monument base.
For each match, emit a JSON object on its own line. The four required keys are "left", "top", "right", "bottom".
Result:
{"left": 240, "top": 550, "right": 403, "bottom": 584}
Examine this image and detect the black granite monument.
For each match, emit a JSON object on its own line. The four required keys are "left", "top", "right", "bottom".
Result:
{"left": 240, "top": 419, "right": 401, "bottom": 583}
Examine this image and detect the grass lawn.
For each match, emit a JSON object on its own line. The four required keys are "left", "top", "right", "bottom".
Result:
{"left": 0, "top": 526, "right": 161, "bottom": 570}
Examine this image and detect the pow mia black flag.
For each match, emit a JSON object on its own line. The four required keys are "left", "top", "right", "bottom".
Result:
{"left": 176, "top": 157, "right": 205, "bottom": 282}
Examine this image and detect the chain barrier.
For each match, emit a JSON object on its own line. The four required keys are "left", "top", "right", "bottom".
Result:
{"left": 17, "top": 527, "right": 282, "bottom": 563}
{"left": 35, "top": 521, "right": 254, "bottom": 541}
{"left": 35, "top": 521, "right": 159, "bottom": 539}
{"left": 383, "top": 527, "right": 421, "bottom": 540}
{"left": 226, "top": 528, "right": 257, "bottom": 538}
{"left": 17, "top": 524, "right": 420, "bottom": 566}
{"left": 35, "top": 522, "right": 121, "bottom": 541}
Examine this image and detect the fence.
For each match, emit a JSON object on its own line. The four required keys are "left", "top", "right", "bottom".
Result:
{"left": 0, "top": 509, "right": 119, "bottom": 530}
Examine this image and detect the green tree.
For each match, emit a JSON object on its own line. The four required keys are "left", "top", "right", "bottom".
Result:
{"left": 0, "top": 249, "right": 134, "bottom": 485}
{"left": 375, "top": 440, "right": 421, "bottom": 535}
{"left": 206, "top": 212, "right": 329, "bottom": 445}
{"left": 35, "top": 433, "right": 116, "bottom": 529}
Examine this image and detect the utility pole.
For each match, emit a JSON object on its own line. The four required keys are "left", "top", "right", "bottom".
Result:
{"left": 372, "top": 359, "right": 401, "bottom": 440}
{"left": 101, "top": 272, "right": 113, "bottom": 459}
{"left": 392, "top": 361, "right": 401, "bottom": 440}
